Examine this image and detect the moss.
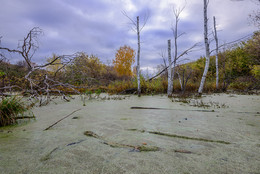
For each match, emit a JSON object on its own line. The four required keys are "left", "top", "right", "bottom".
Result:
{"left": 120, "top": 118, "right": 131, "bottom": 120}
{"left": 84, "top": 131, "right": 100, "bottom": 138}
{"left": 126, "top": 128, "right": 138, "bottom": 131}
{"left": 137, "top": 145, "right": 159, "bottom": 152}
{"left": 246, "top": 123, "right": 256, "bottom": 127}
{"left": 103, "top": 141, "right": 135, "bottom": 148}
{"left": 0, "top": 133, "right": 11, "bottom": 138}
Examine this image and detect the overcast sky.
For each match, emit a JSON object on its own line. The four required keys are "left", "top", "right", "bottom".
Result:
{"left": 0, "top": 0, "right": 259, "bottom": 74}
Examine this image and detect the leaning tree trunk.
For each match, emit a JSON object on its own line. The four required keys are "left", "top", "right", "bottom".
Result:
{"left": 213, "top": 16, "right": 219, "bottom": 90}
{"left": 198, "top": 0, "right": 210, "bottom": 94}
{"left": 137, "top": 16, "right": 141, "bottom": 97}
{"left": 167, "top": 39, "right": 173, "bottom": 97}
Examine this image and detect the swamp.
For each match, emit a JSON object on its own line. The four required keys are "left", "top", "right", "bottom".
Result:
{"left": 0, "top": 93, "right": 260, "bottom": 173}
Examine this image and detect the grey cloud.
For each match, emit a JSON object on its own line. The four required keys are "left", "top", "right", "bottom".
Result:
{"left": 0, "top": 0, "right": 258, "bottom": 70}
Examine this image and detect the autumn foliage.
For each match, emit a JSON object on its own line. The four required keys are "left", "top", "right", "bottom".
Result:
{"left": 113, "top": 45, "right": 135, "bottom": 76}
{"left": 0, "top": 32, "right": 259, "bottom": 95}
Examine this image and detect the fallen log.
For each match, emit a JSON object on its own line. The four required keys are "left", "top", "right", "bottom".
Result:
{"left": 44, "top": 108, "right": 81, "bottom": 131}
{"left": 174, "top": 149, "right": 192, "bottom": 154}
{"left": 131, "top": 106, "right": 165, "bottom": 110}
{"left": 130, "top": 106, "right": 216, "bottom": 112}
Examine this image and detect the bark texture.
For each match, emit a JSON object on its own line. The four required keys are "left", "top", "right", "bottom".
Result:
{"left": 137, "top": 16, "right": 141, "bottom": 97}
{"left": 198, "top": 0, "right": 210, "bottom": 94}
{"left": 213, "top": 16, "right": 219, "bottom": 89}
{"left": 167, "top": 39, "right": 173, "bottom": 96}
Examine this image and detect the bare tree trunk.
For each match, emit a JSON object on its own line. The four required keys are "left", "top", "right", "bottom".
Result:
{"left": 44, "top": 74, "right": 50, "bottom": 104}
{"left": 172, "top": 10, "right": 179, "bottom": 89}
{"left": 167, "top": 39, "right": 173, "bottom": 97}
{"left": 137, "top": 16, "right": 141, "bottom": 97}
{"left": 176, "top": 70, "right": 183, "bottom": 91}
{"left": 198, "top": 0, "right": 210, "bottom": 94}
{"left": 162, "top": 53, "right": 168, "bottom": 78}
{"left": 122, "top": 12, "right": 149, "bottom": 96}
{"left": 183, "top": 69, "right": 192, "bottom": 94}
{"left": 213, "top": 16, "right": 219, "bottom": 90}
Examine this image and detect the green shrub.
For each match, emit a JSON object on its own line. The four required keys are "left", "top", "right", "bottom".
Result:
{"left": 95, "top": 89, "right": 102, "bottom": 95}
{"left": 85, "top": 89, "right": 93, "bottom": 95}
{"left": 0, "top": 97, "right": 29, "bottom": 127}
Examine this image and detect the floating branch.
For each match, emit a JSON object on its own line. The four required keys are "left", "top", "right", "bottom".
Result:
{"left": 127, "top": 129, "right": 231, "bottom": 144}
{"left": 130, "top": 106, "right": 216, "bottom": 112}
{"left": 44, "top": 109, "right": 81, "bottom": 130}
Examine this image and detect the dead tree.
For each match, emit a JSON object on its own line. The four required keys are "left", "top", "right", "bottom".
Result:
{"left": 198, "top": 0, "right": 210, "bottom": 94}
{"left": 171, "top": 7, "right": 186, "bottom": 90}
{"left": 137, "top": 16, "right": 141, "bottom": 97}
{"left": 123, "top": 12, "right": 149, "bottom": 97}
{"left": 148, "top": 6, "right": 198, "bottom": 82}
{"left": 167, "top": 40, "right": 173, "bottom": 97}
{"left": 0, "top": 27, "right": 43, "bottom": 70}
{"left": 213, "top": 16, "right": 219, "bottom": 90}
{"left": 0, "top": 36, "right": 7, "bottom": 63}
{"left": 176, "top": 65, "right": 193, "bottom": 94}
{"left": 0, "top": 27, "right": 79, "bottom": 105}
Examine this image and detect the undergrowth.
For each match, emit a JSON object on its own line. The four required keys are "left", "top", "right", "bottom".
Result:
{"left": 0, "top": 96, "right": 33, "bottom": 127}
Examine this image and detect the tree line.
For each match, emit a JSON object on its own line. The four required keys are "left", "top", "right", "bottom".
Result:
{"left": 0, "top": 0, "right": 259, "bottom": 99}
{"left": 0, "top": 31, "right": 259, "bottom": 95}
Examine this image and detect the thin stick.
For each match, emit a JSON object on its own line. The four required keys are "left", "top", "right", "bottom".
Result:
{"left": 44, "top": 109, "right": 81, "bottom": 131}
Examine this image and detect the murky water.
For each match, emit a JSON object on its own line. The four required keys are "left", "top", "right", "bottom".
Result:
{"left": 0, "top": 94, "right": 260, "bottom": 173}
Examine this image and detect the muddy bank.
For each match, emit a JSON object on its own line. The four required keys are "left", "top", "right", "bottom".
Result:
{"left": 0, "top": 94, "right": 260, "bottom": 173}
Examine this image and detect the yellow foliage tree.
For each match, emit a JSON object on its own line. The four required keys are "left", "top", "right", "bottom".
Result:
{"left": 46, "top": 54, "right": 62, "bottom": 75}
{"left": 113, "top": 45, "right": 135, "bottom": 76}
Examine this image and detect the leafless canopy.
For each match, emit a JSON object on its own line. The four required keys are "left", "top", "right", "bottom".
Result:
{"left": 148, "top": 43, "right": 199, "bottom": 81}
{"left": 122, "top": 10, "right": 150, "bottom": 33}
{"left": 0, "top": 27, "right": 43, "bottom": 70}
{"left": 149, "top": 4, "right": 199, "bottom": 82}
{"left": 0, "top": 27, "right": 81, "bottom": 106}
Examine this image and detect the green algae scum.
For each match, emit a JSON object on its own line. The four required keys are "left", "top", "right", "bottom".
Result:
{"left": 0, "top": 94, "right": 260, "bottom": 173}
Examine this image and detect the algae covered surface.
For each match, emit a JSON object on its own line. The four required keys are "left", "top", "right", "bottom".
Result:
{"left": 0, "top": 94, "right": 260, "bottom": 173}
